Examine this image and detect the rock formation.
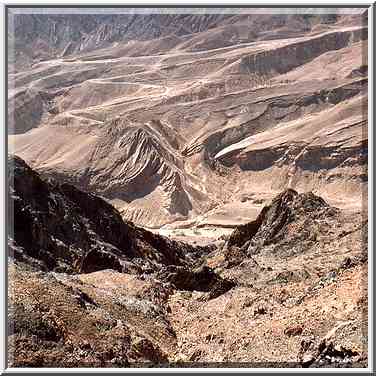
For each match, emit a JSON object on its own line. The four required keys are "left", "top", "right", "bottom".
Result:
{"left": 7, "top": 9, "right": 368, "bottom": 368}
{"left": 8, "top": 11, "right": 367, "bottom": 228}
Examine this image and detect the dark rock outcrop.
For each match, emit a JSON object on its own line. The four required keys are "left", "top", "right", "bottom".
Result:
{"left": 8, "top": 155, "right": 204, "bottom": 273}
{"left": 224, "top": 189, "right": 339, "bottom": 260}
{"left": 79, "top": 249, "right": 123, "bottom": 274}
{"left": 156, "top": 265, "right": 236, "bottom": 299}
{"left": 298, "top": 336, "right": 365, "bottom": 368}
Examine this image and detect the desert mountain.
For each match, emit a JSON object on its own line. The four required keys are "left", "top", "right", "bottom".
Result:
{"left": 9, "top": 12, "right": 363, "bottom": 71}
{"left": 7, "top": 156, "right": 233, "bottom": 366}
{"left": 7, "top": 10, "right": 369, "bottom": 367}
{"left": 8, "top": 157, "right": 367, "bottom": 367}
{"left": 8, "top": 11, "right": 368, "bottom": 229}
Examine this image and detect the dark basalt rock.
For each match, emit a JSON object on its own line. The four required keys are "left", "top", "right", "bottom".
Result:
{"left": 79, "top": 249, "right": 123, "bottom": 274}
{"left": 129, "top": 337, "right": 169, "bottom": 364}
{"left": 298, "top": 337, "right": 363, "bottom": 368}
{"left": 226, "top": 189, "right": 298, "bottom": 250}
{"left": 9, "top": 302, "right": 63, "bottom": 342}
{"left": 156, "top": 265, "right": 236, "bottom": 299}
{"left": 225, "top": 188, "right": 340, "bottom": 261}
{"left": 8, "top": 155, "right": 204, "bottom": 274}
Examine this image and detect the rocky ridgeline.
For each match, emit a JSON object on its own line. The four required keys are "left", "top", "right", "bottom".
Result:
{"left": 218, "top": 186, "right": 365, "bottom": 272}
{"left": 239, "top": 27, "right": 367, "bottom": 76}
{"left": 8, "top": 155, "right": 213, "bottom": 274}
{"left": 8, "top": 155, "right": 367, "bottom": 367}
{"left": 225, "top": 188, "right": 338, "bottom": 254}
{"left": 10, "top": 13, "right": 363, "bottom": 70}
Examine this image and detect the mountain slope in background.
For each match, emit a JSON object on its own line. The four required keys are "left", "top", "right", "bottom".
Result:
{"left": 9, "top": 12, "right": 364, "bottom": 71}
{"left": 8, "top": 11, "right": 367, "bottom": 229}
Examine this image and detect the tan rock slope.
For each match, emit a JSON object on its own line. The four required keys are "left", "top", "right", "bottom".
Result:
{"left": 9, "top": 11, "right": 367, "bottom": 229}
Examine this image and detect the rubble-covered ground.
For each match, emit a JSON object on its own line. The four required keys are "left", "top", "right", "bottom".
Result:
{"left": 8, "top": 157, "right": 368, "bottom": 368}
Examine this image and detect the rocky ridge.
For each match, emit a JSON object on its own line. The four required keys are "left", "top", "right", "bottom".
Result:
{"left": 8, "top": 157, "right": 367, "bottom": 367}
{"left": 8, "top": 155, "right": 213, "bottom": 273}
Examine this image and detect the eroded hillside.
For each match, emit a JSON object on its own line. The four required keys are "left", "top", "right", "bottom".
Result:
{"left": 7, "top": 8, "right": 369, "bottom": 369}
{"left": 8, "top": 10, "right": 368, "bottom": 229}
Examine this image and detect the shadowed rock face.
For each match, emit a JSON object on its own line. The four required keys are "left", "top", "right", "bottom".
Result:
{"left": 8, "top": 154, "right": 210, "bottom": 273}
{"left": 156, "top": 265, "right": 236, "bottom": 300}
{"left": 8, "top": 88, "right": 45, "bottom": 134}
{"left": 8, "top": 156, "right": 238, "bottom": 367}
